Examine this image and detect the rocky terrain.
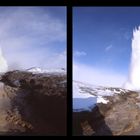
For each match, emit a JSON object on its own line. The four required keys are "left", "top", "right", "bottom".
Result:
{"left": 73, "top": 81, "right": 140, "bottom": 136}
{"left": 0, "top": 70, "right": 67, "bottom": 135}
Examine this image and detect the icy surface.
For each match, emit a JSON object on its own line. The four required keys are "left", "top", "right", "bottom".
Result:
{"left": 27, "top": 67, "right": 66, "bottom": 75}
{"left": 73, "top": 97, "right": 97, "bottom": 112}
{"left": 73, "top": 81, "right": 128, "bottom": 112}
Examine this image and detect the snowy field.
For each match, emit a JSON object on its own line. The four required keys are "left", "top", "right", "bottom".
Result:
{"left": 73, "top": 81, "right": 129, "bottom": 112}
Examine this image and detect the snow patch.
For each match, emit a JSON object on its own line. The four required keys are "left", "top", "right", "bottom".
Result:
{"left": 97, "top": 96, "right": 109, "bottom": 104}
{"left": 73, "top": 81, "right": 129, "bottom": 112}
{"left": 27, "top": 67, "right": 66, "bottom": 75}
{"left": 73, "top": 81, "right": 111, "bottom": 112}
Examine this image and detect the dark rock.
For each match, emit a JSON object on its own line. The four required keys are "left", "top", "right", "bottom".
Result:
{"left": 0, "top": 70, "right": 67, "bottom": 135}
{"left": 73, "top": 90, "right": 140, "bottom": 136}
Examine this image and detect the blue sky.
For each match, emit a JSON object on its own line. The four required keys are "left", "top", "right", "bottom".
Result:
{"left": 0, "top": 7, "right": 66, "bottom": 70}
{"left": 73, "top": 7, "right": 140, "bottom": 87}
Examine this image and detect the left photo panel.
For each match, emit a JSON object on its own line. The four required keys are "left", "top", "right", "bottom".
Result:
{"left": 0, "top": 6, "right": 67, "bottom": 135}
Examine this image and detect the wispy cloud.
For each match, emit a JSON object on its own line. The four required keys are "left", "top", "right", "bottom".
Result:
{"left": 0, "top": 7, "right": 66, "bottom": 70}
{"left": 74, "top": 51, "right": 87, "bottom": 57}
{"left": 105, "top": 45, "right": 112, "bottom": 52}
{"left": 73, "top": 62, "right": 126, "bottom": 88}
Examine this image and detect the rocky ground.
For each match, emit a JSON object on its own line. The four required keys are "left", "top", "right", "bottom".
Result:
{"left": 0, "top": 70, "right": 67, "bottom": 135}
{"left": 73, "top": 89, "right": 140, "bottom": 136}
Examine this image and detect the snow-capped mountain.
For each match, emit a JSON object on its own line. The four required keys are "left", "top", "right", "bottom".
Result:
{"left": 27, "top": 67, "right": 66, "bottom": 74}
{"left": 73, "top": 81, "right": 130, "bottom": 112}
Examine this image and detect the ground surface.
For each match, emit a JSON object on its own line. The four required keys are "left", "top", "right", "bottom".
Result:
{"left": 73, "top": 81, "right": 140, "bottom": 136}
{"left": 0, "top": 70, "right": 67, "bottom": 135}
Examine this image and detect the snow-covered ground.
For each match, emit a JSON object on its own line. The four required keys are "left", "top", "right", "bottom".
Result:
{"left": 27, "top": 67, "right": 66, "bottom": 75}
{"left": 73, "top": 81, "right": 129, "bottom": 112}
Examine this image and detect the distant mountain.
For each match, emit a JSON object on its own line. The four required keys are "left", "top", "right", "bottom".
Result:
{"left": 27, "top": 67, "right": 66, "bottom": 74}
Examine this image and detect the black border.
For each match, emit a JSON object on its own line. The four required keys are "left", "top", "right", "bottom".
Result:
{"left": 67, "top": 5, "right": 72, "bottom": 137}
{"left": 72, "top": 0, "right": 140, "bottom": 6}
{"left": 0, "top": 0, "right": 68, "bottom": 6}
{"left": 1, "top": 0, "right": 140, "bottom": 137}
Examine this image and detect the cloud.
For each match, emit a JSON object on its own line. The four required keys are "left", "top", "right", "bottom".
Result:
{"left": 74, "top": 51, "right": 87, "bottom": 57}
{"left": 105, "top": 45, "right": 112, "bottom": 52}
{"left": 73, "top": 62, "right": 126, "bottom": 88}
{"left": 0, "top": 7, "right": 66, "bottom": 70}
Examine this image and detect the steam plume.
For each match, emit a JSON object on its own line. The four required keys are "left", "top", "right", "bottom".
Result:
{"left": 0, "top": 48, "right": 8, "bottom": 73}
{"left": 124, "top": 26, "right": 140, "bottom": 90}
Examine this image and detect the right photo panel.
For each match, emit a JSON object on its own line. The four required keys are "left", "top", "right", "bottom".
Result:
{"left": 73, "top": 7, "right": 140, "bottom": 136}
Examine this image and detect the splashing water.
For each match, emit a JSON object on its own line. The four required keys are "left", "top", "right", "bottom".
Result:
{"left": 0, "top": 48, "right": 8, "bottom": 73}
{"left": 124, "top": 26, "right": 140, "bottom": 90}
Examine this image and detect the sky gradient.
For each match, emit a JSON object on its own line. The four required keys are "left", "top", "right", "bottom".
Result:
{"left": 73, "top": 7, "right": 140, "bottom": 87}
{"left": 0, "top": 6, "right": 66, "bottom": 70}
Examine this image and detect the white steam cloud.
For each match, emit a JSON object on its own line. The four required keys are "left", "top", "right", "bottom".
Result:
{"left": 0, "top": 47, "right": 8, "bottom": 73}
{"left": 124, "top": 26, "right": 140, "bottom": 90}
{"left": 0, "top": 7, "right": 66, "bottom": 70}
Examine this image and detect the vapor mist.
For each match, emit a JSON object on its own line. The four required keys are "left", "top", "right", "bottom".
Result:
{"left": 0, "top": 7, "right": 66, "bottom": 71}
{"left": 124, "top": 26, "right": 140, "bottom": 90}
{"left": 0, "top": 48, "right": 8, "bottom": 73}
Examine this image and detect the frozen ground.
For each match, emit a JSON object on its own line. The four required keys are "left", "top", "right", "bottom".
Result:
{"left": 73, "top": 81, "right": 130, "bottom": 112}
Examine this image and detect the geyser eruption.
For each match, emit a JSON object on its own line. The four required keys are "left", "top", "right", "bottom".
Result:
{"left": 0, "top": 48, "right": 8, "bottom": 73}
{"left": 124, "top": 26, "right": 140, "bottom": 90}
